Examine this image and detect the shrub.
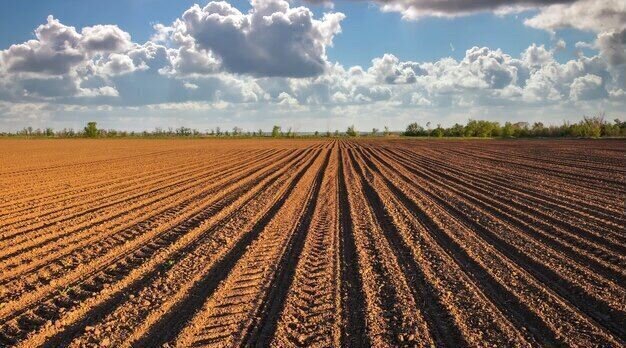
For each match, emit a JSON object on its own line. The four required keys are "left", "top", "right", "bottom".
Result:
{"left": 404, "top": 122, "right": 425, "bottom": 136}
{"left": 84, "top": 122, "right": 98, "bottom": 138}
{"left": 431, "top": 124, "right": 444, "bottom": 137}
{"left": 346, "top": 125, "right": 357, "bottom": 137}
{"left": 272, "top": 125, "right": 281, "bottom": 137}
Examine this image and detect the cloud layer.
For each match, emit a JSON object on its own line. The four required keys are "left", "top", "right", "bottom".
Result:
{"left": 0, "top": 0, "right": 624, "bottom": 130}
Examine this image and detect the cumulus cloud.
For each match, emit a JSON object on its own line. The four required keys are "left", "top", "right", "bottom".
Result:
{"left": 304, "top": 0, "right": 576, "bottom": 20}
{"left": 524, "top": 0, "right": 626, "bottom": 67}
{"left": 158, "top": 45, "right": 220, "bottom": 77}
{"left": 279, "top": 42, "right": 622, "bottom": 110}
{"left": 77, "top": 85, "right": 120, "bottom": 97}
{"left": 522, "top": 44, "right": 554, "bottom": 68}
{"left": 277, "top": 92, "right": 300, "bottom": 106}
{"left": 368, "top": 54, "right": 424, "bottom": 84}
{"left": 183, "top": 82, "right": 199, "bottom": 90}
{"left": 1, "top": 16, "right": 84, "bottom": 76}
{"left": 569, "top": 74, "right": 605, "bottom": 100}
{"left": 0, "top": 15, "right": 161, "bottom": 101}
{"left": 80, "top": 24, "right": 133, "bottom": 54}
{"left": 596, "top": 29, "right": 626, "bottom": 66}
{"left": 155, "top": 0, "right": 345, "bottom": 77}
{"left": 524, "top": 0, "right": 625, "bottom": 33}
{"left": 1, "top": 0, "right": 624, "bottom": 129}
{"left": 93, "top": 53, "right": 147, "bottom": 76}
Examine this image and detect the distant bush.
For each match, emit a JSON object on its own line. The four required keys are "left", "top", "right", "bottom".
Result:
{"left": 84, "top": 122, "right": 98, "bottom": 138}
{"left": 346, "top": 125, "right": 357, "bottom": 137}
{"left": 272, "top": 125, "right": 281, "bottom": 137}
{"left": 404, "top": 122, "right": 426, "bottom": 136}
{"left": 402, "top": 113, "right": 625, "bottom": 139}
{"left": 4, "top": 113, "right": 624, "bottom": 139}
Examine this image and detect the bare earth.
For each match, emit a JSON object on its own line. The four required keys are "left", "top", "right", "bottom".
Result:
{"left": 0, "top": 138, "right": 624, "bottom": 347}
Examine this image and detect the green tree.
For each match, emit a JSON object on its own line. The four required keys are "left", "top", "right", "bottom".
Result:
{"left": 176, "top": 126, "right": 191, "bottom": 136}
{"left": 446, "top": 123, "right": 464, "bottom": 137}
{"left": 404, "top": 122, "right": 424, "bottom": 136}
{"left": 371, "top": 128, "right": 379, "bottom": 136}
{"left": 531, "top": 122, "right": 545, "bottom": 137}
{"left": 502, "top": 122, "right": 514, "bottom": 138}
{"left": 272, "top": 125, "right": 281, "bottom": 137}
{"left": 346, "top": 125, "right": 357, "bottom": 137}
{"left": 432, "top": 124, "right": 444, "bottom": 137}
{"left": 84, "top": 122, "right": 98, "bottom": 138}
{"left": 581, "top": 115, "right": 603, "bottom": 137}
{"left": 464, "top": 119, "right": 499, "bottom": 137}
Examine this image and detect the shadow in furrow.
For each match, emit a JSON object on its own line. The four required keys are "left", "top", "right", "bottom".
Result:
{"left": 39, "top": 150, "right": 316, "bottom": 348}
{"left": 372, "top": 148, "right": 626, "bottom": 342}
{"left": 347, "top": 150, "right": 467, "bottom": 348}
{"left": 243, "top": 150, "right": 332, "bottom": 345}
{"left": 337, "top": 148, "right": 369, "bottom": 348}
{"left": 132, "top": 149, "right": 321, "bottom": 347}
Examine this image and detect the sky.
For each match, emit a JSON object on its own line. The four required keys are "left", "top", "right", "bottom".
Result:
{"left": 0, "top": 0, "right": 624, "bottom": 132}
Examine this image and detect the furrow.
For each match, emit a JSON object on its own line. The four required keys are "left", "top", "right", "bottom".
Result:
{"left": 0, "top": 149, "right": 297, "bottom": 300}
{"left": 339, "top": 145, "right": 435, "bottom": 347}
{"left": 367, "top": 145, "right": 624, "bottom": 345}
{"left": 269, "top": 146, "right": 342, "bottom": 348}
{"left": 0, "top": 149, "right": 312, "bottom": 345}
{"left": 168, "top": 149, "right": 327, "bottom": 348}
{"left": 391, "top": 147, "right": 626, "bottom": 271}
{"left": 51, "top": 148, "right": 321, "bottom": 348}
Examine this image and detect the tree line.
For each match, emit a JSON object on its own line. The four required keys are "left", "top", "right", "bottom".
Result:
{"left": 402, "top": 115, "right": 625, "bottom": 138}
{"left": 2, "top": 115, "right": 624, "bottom": 139}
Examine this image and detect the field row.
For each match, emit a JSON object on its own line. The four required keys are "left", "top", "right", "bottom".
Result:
{"left": 0, "top": 138, "right": 623, "bottom": 347}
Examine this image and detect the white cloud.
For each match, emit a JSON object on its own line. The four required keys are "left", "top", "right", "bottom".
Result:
{"left": 283, "top": 44, "right": 622, "bottom": 110}
{"left": 155, "top": 0, "right": 345, "bottom": 77}
{"left": 77, "top": 86, "right": 120, "bottom": 97}
{"left": 596, "top": 29, "right": 626, "bottom": 66}
{"left": 358, "top": 0, "right": 578, "bottom": 20}
{"left": 1, "top": 16, "right": 84, "bottom": 76}
{"left": 94, "top": 53, "right": 146, "bottom": 76}
{"left": 569, "top": 74, "right": 605, "bottom": 100}
{"left": 183, "top": 82, "right": 199, "bottom": 90}
{"left": 277, "top": 92, "right": 299, "bottom": 106}
{"left": 368, "top": 54, "right": 423, "bottom": 84}
{"left": 522, "top": 44, "right": 554, "bottom": 68}
{"left": 0, "top": 16, "right": 161, "bottom": 101}
{"left": 410, "top": 92, "right": 432, "bottom": 106}
{"left": 80, "top": 24, "right": 133, "bottom": 54}
{"left": 524, "top": 0, "right": 626, "bottom": 68}
{"left": 1, "top": 0, "right": 625, "bottom": 130}
{"left": 524, "top": 0, "right": 625, "bottom": 33}
{"left": 160, "top": 46, "right": 220, "bottom": 77}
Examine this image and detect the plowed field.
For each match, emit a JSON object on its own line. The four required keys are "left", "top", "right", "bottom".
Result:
{"left": 0, "top": 138, "right": 624, "bottom": 347}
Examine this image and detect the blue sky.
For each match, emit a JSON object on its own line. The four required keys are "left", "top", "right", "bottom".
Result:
{"left": 0, "top": 0, "right": 593, "bottom": 65}
{"left": 0, "top": 0, "right": 623, "bottom": 131}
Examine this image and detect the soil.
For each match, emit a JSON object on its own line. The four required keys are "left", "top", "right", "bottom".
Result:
{"left": 0, "top": 138, "right": 624, "bottom": 347}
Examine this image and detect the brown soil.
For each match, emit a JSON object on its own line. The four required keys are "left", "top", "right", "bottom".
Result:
{"left": 0, "top": 138, "right": 624, "bottom": 347}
